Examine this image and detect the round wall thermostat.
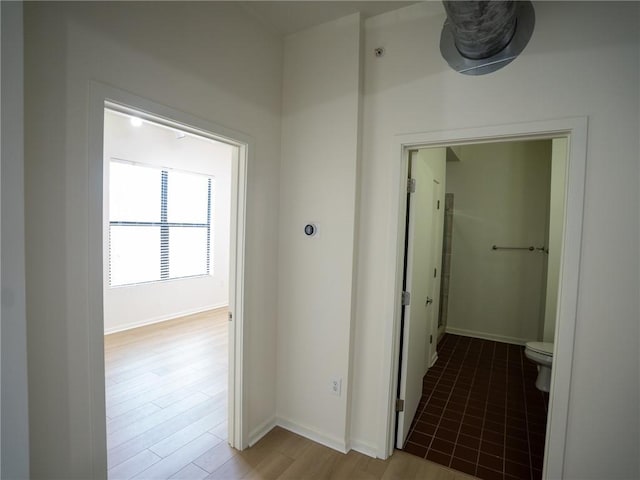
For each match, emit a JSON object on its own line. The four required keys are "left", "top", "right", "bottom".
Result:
{"left": 304, "top": 224, "right": 317, "bottom": 236}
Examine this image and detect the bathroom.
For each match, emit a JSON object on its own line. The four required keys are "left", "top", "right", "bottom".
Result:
{"left": 402, "top": 137, "right": 567, "bottom": 479}
{"left": 440, "top": 139, "right": 565, "bottom": 350}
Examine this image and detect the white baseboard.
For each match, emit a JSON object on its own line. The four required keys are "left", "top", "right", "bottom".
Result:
{"left": 251, "top": 416, "right": 378, "bottom": 459}
{"left": 104, "top": 303, "right": 227, "bottom": 335}
{"left": 250, "top": 418, "right": 381, "bottom": 460}
{"left": 348, "top": 439, "right": 379, "bottom": 459}
{"left": 430, "top": 352, "right": 439, "bottom": 367}
{"left": 249, "top": 416, "right": 277, "bottom": 447}
{"left": 275, "top": 416, "right": 348, "bottom": 454}
{"left": 445, "top": 326, "right": 531, "bottom": 346}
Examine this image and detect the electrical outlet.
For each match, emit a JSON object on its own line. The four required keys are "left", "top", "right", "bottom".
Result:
{"left": 330, "top": 377, "right": 342, "bottom": 396}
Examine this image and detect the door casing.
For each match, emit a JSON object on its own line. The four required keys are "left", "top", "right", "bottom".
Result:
{"left": 87, "top": 82, "right": 250, "bottom": 476}
{"left": 381, "top": 117, "right": 588, "bottom": 480}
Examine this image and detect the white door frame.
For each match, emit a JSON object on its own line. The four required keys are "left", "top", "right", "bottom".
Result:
{"left": 382, "top": 117, "right": 588, "bottom": 480}
{"left": 87, "top": 82, "right": 249, "bottom": 474}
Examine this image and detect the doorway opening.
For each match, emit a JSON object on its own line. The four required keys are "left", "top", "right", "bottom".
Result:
{"left": 385, "top": 118, "right": 587, "bottom": 480}
{"left": 397, "top": 139, "right": 564, "bottom": 480}
{"left": 102, "top": 107, "right": 237, "bottom": 478}
{"left": 87, "top": 84, "right": 249, "bottom": 478}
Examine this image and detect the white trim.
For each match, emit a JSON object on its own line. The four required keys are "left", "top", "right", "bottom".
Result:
{"left": 0, "top": 2, "right": 3, "bottom": 471}
{"left": 103, "top": 304, "right": 228, "bottom": 335}
{"left": 383, "top": 117, "right": 587, "bottom": 480}
{"left": 276, "top": 416, "right": 348, "bottom": 454}
{"left": 444, "top": 327, "right": 530, "bottom": 346}
{"left": 248, "top": 416, "right": 276, "bottom": 447}
{"left": 348, "top": 439, "right": 379, "bottom": 459}
{"left": 0, "top": 4, "right": 3, "bottom": 473}
{"left": 253, "top": 417, "right": 378, "bottom": 457}
{"left": 87, "top": 81, "right": 250, "bottom": 476}
{"left": 0, "top": 0, "right": 3, "bottom": 468}
{"left": 1, "top": 3, "right": 31, "bottom": 477}
{"left": 229, "top": 140, "right": 249, "bottom": 450}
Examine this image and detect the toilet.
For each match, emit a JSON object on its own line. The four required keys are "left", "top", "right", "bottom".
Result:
{"left": 524, "top": 342, "right": 554, "bottom": 392}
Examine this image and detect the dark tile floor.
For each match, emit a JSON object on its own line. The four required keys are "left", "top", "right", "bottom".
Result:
{"left": 404, "top": 334, "right": 549, "bottom": 480}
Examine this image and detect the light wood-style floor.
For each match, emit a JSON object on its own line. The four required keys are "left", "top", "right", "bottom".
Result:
{"left": 105, "top": 309, "right": 229, "bottom": 479}
{"left": 105, "top": 309, "right": 475, "bottom": 479}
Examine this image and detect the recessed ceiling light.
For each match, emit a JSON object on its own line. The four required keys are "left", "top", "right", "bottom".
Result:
{"left": 130, "top": 117, "right": 143, "bottom": 127}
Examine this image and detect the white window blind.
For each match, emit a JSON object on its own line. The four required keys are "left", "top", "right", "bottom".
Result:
{"left": 109, "top": 160, "right": 213, "bottom": 287}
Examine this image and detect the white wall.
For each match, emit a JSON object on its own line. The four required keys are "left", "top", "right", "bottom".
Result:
{"left": 103, "top": 110, "right": 232, "bottom": 333}
{"left": 24, "top": 3, "right": 282, "bottom": 477}
{"left": 543, "top": 138, "right": 568, "bottom": 342}
{"left": 1, "top": 2, "right": 30, "bottom": 478}
{"left": 351, "top": 2, "right": 639, "bottom": 478}
{"left": 277, "top": 13, "right": 361, "bottom": 451}
{"left": 445, "top": 140, "right": 552, "bottom": 344}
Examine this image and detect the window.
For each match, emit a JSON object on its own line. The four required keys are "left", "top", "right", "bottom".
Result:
{"left": 109, "top": 160, "right": 213, "bottom": 287}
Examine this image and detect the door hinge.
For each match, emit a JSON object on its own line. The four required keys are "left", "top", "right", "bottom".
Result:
{"left": 437, "top": 200, "right": 440, "bottom": 210}
{"left": 396, "top": 399, "right": 405, "bottom": 412}
{"left": 430, "top": 335, "right": 433, "bottom": 344}
{"left": 434, "top": 268, "right": 437, "bottom": 278}
{"left": 407, "top": 178, "right": 416, "bottom": 193}
{"left": 228, "top": 312, "right": 233, "bottom": 322}
{"left": 401, "top": 291, "right": 411, "bottom": 306}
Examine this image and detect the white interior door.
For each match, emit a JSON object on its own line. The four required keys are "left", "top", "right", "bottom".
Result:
{"left": 431, "top": 179, "right": 445, "bottom": 346}
{"left": 423, "top": 180, "right": 441, "bottom": 370}
{"left": 396, "top": 152, "right": 437, "bottom": 448}
{"left": 396, "top": 148, "right": 446, "bottom": 449}
{"left": 417, "top": 148, "right": 446, "bottom": 368}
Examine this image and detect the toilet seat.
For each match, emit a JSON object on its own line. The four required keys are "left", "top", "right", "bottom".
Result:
{"left": 526, "top": 341, "right": 553, "bottom": 356}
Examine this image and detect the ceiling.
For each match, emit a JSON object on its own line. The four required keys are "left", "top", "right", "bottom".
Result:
{"left": 239, "top": 1, "right": 421, "bottom": 36}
